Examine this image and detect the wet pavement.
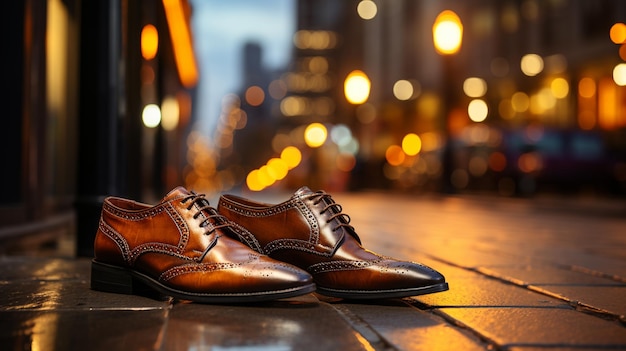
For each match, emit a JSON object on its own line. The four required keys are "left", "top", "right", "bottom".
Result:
{"left": 1, "top": 192, "right": 625, "bottom": 350}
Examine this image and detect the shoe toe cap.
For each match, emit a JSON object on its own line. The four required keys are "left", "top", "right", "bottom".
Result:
{"left": 311, "top": 259, "right": 446, "bottom": 291}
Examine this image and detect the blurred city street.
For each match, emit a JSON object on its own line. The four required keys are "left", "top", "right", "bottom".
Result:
{"left": 3, "top": 1, "right": 626, "bottom": 349}
{"left": 2, "top": 191, "right": 625, "bottom": 350}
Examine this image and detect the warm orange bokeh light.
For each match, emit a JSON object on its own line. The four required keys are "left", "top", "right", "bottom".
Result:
{"left": 518, "top": 153, "right": 541, "bottom": 173}
{"left": 336, "top": 153, "right": 356, "bottom": 172}
{"left": 245, "top": 86, "right": 265, "bottom": 106}
{"left": 141, "top": 24, "right": 159, "bottom": 60}
{"left": 163, "top": 0, "right": 199, "bottom": 88}
{"left": 610, "top": 23, "right": 626, "bottom": 44}
{"left": 578, "top": 77, "right": 596, "bottom": 99}
{"left": 488, "top": 152, "right": 507, "bottom": 172}
{"left": 620, "top": 43, "right": 626, "bottom": 61}
{"left": 281, "top": 146, "right": 302, "bottom": 170}
{"left": 432, "top": 10, "right": 463, "bottom": 55}
{"left": 385, "top": 145, "right": 405, "bottom": 166}
{"left": 402, "top": 133, "right": 422, "bottom": 156}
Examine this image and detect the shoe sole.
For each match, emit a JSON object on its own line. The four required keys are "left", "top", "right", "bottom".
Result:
{"left": 90, "top": 260, "right": 316, "bottom": 303}
{"left": 316, "top": 282, "right": 449, "bottom": 300}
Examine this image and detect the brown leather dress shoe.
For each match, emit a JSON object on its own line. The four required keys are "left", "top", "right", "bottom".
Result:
{"left": 91, "top": 187, "right": 315, "bottom": 303}
{"left": 217, "top": 187, "right": 449, "bottom": 299}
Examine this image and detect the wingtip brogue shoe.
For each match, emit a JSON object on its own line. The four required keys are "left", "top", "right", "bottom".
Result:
{"left": 91, "top": 186, "right": 315, "bottom": 303}
{"left": 217, "top": 187, "right": 449, "bottom": 299}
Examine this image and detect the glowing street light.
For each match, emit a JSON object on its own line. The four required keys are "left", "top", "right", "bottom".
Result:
{"left": 432, "top": 10, "right": 463, "bottom": 193}
{"left": 432, "top": 10, "right": 463, "bottom": 55}
{"left": 141, "top": 24, "right": 159, "bottom": 60}
{"left": 344, "top": 70, "right": 371, "bottom": 104}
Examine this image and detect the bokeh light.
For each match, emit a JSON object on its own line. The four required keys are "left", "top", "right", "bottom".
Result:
{"left": 245, "top": 86, "right": 265, "bottom": 106}
{"left": 268, "top": 79, "right": 287, "bottom": 100}
{"left": 293, "top": 30, "right": 337, "bottom": 50}
{"left": 610, "top": 23, "right": 626, "bottom": 44}
{"left": 266, "top": 158, "right": 288, "bottom": 181}
{"left": 385, "top": 145, "right": 405, "bottom": 166}
{"left": 304, "top": 123, "right": 328, "bottom": 148}
{"left": 161, "top": 96, "right": 179, "bottom": 131}
{"left": 401, "top": 133, "right": 422, "bottom": 156}
{"left": 141, "top": 24, "right": 159, "bottom": 60}
{"left": 344, "top": 70, "right": 371, "bottom": 104}
{"left": 142, "top": 104, "right": 161, "bottom": 128}
{"left": 550, "top": 77, "right": 569, "bottom": 99}
{"left": 336, "top": 153, "right": 357, "bottom": 172}
{"left": 281, "top": 146, "right": 302, "bottom": 169}
{"left": 489, "top": 152, "right": 507, "bottom": 172}
{"left": 578, "top": 77, "right": 596, "bottom": 98}
{"left": 463, "top": 77, "right": 487, "bottom": 98}
{"left": 511, "top": 92, "right": 530, "bottom": 113}
{"left": 331, "top": 124, "right": 352, "bottom": 147}
{"left": 357, "top": 0, "right": 377, "bottom": 20}
{"left": 468, "top": 99, "right": 488, "bottom": 122}
{"left": 246, "top": 170, "right": 264, "bottom": 191}
{"left": 520, "top": 54, "right": 543, "bottom": 76}
{"left": 613, "top": 63, "right": 626, "bottom": 86}
{"left": 393, "top": 80, "right": 414, "bottom": 100}
{"left": 432, "top": 10, "right": 463, "bottom": 55}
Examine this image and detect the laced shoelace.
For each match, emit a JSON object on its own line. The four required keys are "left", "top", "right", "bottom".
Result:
{"left": 309, "top": 191, "right": 355, "bottom": 233}
{"left": 180, "top": 192, "right": 232, "bottom": 236}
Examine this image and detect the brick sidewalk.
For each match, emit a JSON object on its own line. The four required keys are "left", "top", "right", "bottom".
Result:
{"left": 1, "top": 193, "right": 625, "bottom": 350}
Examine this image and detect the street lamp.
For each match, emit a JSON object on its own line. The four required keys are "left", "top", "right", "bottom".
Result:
{"left": 343, "top": 70, "right": 371, "bottom": 188}
{"left": 433, "top": 10, "right": 463, "bottom": 193}
{"left": 433, "top": 10, "right": 463, "bottom": 55}
{"left": 344, "top": 70, "right": 371, "bottom": 104}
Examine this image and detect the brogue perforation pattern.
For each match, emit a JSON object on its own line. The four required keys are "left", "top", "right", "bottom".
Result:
{"left": 220, "top": 200, "right": 293, "bottom": 218}
{"left": 103, "top": 201, "right": 165, "bottom": 221}
{"left": 228, "top": 222, "right": 264, "bottom": 253}
{"left": 293, "top": 199, "right": 320, "bottom": 244}
{"left": 221, "top": 197, "right": 322, "bottom": 248}
{"left": 159, "top": 261, "right": 241, "bottom": 281}
{"left": 307, "top": 259, "right": 385, "bottom": 274}
{"left": 98, "top": 218, "right": 131, "bottom": 263}
{"left": 129, "top": 243, "right": 194, "bottom": 265}
{"left": 264, "top": 239, "right": 317, "bottom": 255}
{"left": 164, "top": 202, "right": 190, "bottom": 251}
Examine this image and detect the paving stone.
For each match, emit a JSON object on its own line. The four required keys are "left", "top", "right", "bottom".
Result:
{"left": 520, "top": 248, "right": 626, "bottom": 279}
{"left": 440, "top": 307, "right": 626, "bottom": 349}
{"left": 0, "top": 280, "right": 170, "bottom": 311}
{"left": 412, "top": 276, "right": 568, "bottom": 308}
{"left": 338, "top": 300, "right": 487, "bottom": 351}
{"left": 533, "top": 285, "right": 626, "bottom": 316}
{"left": 0, "top": 310, "right": 167, "bottom": 351}
{"left": 477, "top": 265, "right": 624, "bottom": 286}
{"left": 161, "top": 299, "right": 371, "bottom": 351}
{"left": 0, "top": 256, "right": 90, "bottom": 281}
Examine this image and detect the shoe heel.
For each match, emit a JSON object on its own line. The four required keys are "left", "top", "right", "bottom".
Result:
{"left": 91, "top": 261, "right": 140, "bottom": 295}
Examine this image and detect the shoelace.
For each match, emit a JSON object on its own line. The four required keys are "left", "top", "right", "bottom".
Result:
{"left": 309, "top": 191, "right": 355, "bottom": 233}
{"left": 181, "top": 192, "right": 233, "bottom": 236}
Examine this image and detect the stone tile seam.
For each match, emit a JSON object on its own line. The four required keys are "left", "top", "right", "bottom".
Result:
{"left": 424, "top": 254, "right": 626, "bottom": 328}
{"left": 425, "top": 307, "right": 504, "bottom": 351}
{"left": 328, "top": 303, "right": 397, "bottom": 351}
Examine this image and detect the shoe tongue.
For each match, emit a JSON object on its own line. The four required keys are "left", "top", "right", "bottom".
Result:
{"left": 293, "top": 186, "right": 313, "bottom": 197}
{"left": 162, "top": 186, "right": 193, "bottom": 202}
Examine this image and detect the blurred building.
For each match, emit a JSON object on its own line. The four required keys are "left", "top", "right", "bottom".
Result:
{"left": 226, "top": 0, "right": 626, "bottom": 195}
{"left": 0, "top": 0, "right": 198, "bottom": 256}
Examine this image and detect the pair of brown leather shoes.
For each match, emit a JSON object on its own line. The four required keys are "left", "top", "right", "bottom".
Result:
{"left": 91, "top": 186, "right": 448, "bottom": 303}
